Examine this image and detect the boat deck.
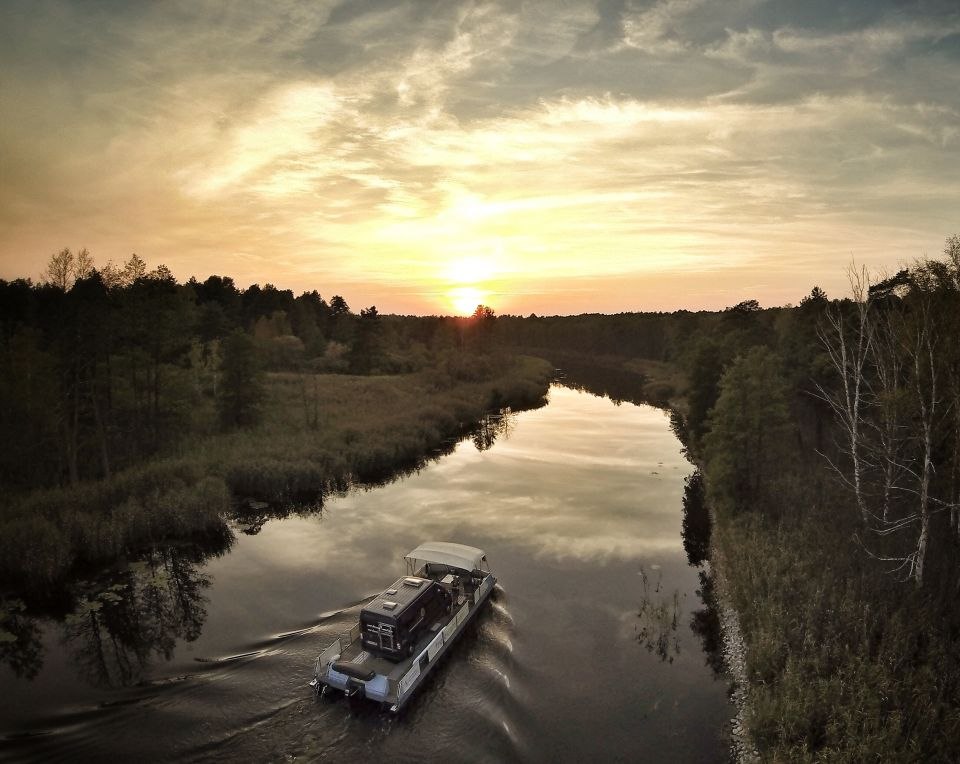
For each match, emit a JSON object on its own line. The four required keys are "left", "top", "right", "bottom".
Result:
{"left": 337, "top": 620, "right": 442, "bottom": 679}
{"left": 337, "top": 588, "right": 471, "bottom": 680}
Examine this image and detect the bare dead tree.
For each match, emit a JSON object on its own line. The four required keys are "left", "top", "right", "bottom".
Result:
{"left": 42, "top": 246, "right": 96, "bottom": 291}
{"left": 898, "top": 293, "right": 960, "bottom": 586}
{"left": 944, "top": 235, "right": 960, "bottom": 538}
{"left": 43, "top": 248, "right": 75, "bottom": 291}
{"left": 299, "top": 368, "right": 320, "bottom": 430}
{"left": 815, "top": 264, "right": 875, "bottom": 522}
{"left": 859, "top": 292, "right": 957, "bottom": 586}
{"left": 865, "top": 308, "right": 910, "bottom": 523}
{"left": 74, "top": 247, "right": 94, "bottom": 281}
{"left": 949, "top": 367, "right": 960, "bottom": 540}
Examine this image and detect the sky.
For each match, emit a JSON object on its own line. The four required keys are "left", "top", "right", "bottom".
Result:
{"left": 1, "top": 0, "right": 958, "bottom": 315}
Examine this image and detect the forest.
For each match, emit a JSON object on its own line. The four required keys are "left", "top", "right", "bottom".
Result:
{"left": 0, "top": 249, "right": 551, "bottom": 591}
{"left": 3, "top": 237, "right": 960, "bottom": 759}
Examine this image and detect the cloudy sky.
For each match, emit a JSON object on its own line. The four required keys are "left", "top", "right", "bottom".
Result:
{"left": 1, "top": 0, "right": 958, "bottom": 314}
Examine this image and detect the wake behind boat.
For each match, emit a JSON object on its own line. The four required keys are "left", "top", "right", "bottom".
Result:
{"left": 310, "top": 541, "right": 496, "bottom": 712}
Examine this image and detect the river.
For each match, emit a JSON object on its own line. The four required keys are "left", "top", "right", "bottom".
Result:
{"left": 0, "top": 384, "right": 732, "bottom": 762}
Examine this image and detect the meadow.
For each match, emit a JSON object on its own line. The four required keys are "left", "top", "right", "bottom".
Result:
{"left": 0, "top": 354, "right": 552, "bottom": 592}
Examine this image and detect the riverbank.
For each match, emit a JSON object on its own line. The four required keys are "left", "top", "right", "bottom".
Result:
{"left": 713, "top": 507, "right": 960, "bottom": 761}
{"left": 687, "top": 348, "right": 960, "bottom": 761}
{"left": 708, "top": 530, "right": 758, "bottom": 763}
{"left": 536, "top": 349, "right": 688, "bottom": 410}
{"left": 554, "top": 350, "right": 960, "bottom": 760}
{"left": 0, "top": 354, "right": 553, "bottom": 593}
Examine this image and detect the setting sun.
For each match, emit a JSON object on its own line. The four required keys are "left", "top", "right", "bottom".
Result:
{"left": 448, "top": 285, "right": 486, "bottom": 315}
{"left": 442, "top": 255, "right": 497, "bottom": 314}
{"left": 444, "top": 256, "right": 494, "bottom": 284}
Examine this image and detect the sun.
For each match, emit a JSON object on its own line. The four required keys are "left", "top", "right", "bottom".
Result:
{"left": 438, "top": 250, "right": 504, "bottom": 315}
{"left": 444, "top": 256, "right": 493, "bottom": 284}
{"left": 449, "top": 286, "right": 486, "bottom": 316}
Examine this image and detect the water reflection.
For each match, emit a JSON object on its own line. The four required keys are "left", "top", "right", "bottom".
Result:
{"left": 690, "top": 570, "right": 725, "bottom": 677}
{"left": 679, "top": 467, "right": 725, "bottom": 675}
{"left": 0, "top": 528, "right": 235, "bottom": 692}
{"left": 635, "top": 565, "right": 681, "bottom": 663}
{"left": 61, "top": 531, "right": 233, "bottom": 688}
{"left": 472, "top": 408, "right": 516, "bottom": 452}
{"left": 556, "top": 357, "right": 656, "bottom": 407}
{"left": 681, "top": 469, "right": 710, "bottom": 567}
{"left": 0, "top": 599, "right": 43, "bottom": 681}
{"left": 235, "top": 498, "right": 325, "bottom": 536}
{"left": 1, "top": 383, "right": 733, "bottom": 762}
{"left": 249, "top": 388, "right": 693, "bottom": 571}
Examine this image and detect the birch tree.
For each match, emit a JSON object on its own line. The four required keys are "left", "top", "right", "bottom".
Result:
{"left": 865, "top": 308, "right": 909, "bottom": 523}
{"left": 820, "top": 252, "right": 959, "bottom": 587}
{"left": 815, "top": 264, "right": 875, "bottom": 522}
{"left": 903, "top": 298, "right": 939, "bottom": 585}
{"left": 42, "top": 247, "right": 94, "bottom": 291}
{"left": 43, "top": 248, "right": 75, "bottom": 291}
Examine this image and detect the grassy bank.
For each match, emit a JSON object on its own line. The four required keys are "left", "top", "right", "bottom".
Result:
{"left": 688, "top": 341, "right": 960, "bottom": 760}
{"left": 529, "top": 348, "right": 687, "bottom": 409}
{"left": 714, "top": 510, "right": 960, "bottom": 761}
{"left": 0, "top": 354, "right": 552, "bottom": 591}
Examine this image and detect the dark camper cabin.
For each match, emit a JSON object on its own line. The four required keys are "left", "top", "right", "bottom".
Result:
{"left": 360, "top": 576, "right": 452, "bottom": 660}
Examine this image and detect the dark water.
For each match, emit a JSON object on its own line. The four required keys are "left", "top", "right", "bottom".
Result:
{"left": 1, "top": 385, "right": 731, "bottom": 762}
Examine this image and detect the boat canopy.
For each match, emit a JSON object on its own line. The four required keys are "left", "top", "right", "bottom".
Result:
{"left": 405, "top": 542, "right": 486, "bottom": 573}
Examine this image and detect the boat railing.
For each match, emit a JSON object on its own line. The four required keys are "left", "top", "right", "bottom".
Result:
{"left": 395, "top": 601, "right": 472, "bottom": 702}
{"left": 473, "top": 575, "right": 493, "bottom": 604}
{"left": 344, "top": 622, "right": 361, "bottom": 645}
{"left": 315, "top": 622, "right": 362, "bottom": 678}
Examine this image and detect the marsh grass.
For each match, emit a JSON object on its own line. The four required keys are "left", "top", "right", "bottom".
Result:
{"left": 1, "top": 355, "right": 552, "bottom": 592}
{"left": 717, "top": 511, "right": 960, "bottom": 761}
{"left": 2, "top": 460, "right": 230, "bottom": 589}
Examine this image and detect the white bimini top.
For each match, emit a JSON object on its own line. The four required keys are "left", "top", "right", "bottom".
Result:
{"left": 405, "top": 542, "right": 486, "bottom": 572}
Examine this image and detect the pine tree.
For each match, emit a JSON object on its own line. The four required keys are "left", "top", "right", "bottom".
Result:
{"left": 703, "top": 346, "right": 793, "bottom": 516}
{"left": 218, "top": 331, "right": 264, "bottom": 428}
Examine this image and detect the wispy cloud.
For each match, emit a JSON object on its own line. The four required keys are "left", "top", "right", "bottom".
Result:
{"left": 0, "top": 0, "right": 958, "bottom": 312}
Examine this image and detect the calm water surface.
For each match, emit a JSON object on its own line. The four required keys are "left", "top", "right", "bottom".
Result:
{"left": 1, "top": 385, "right": 731, "bottom": 762}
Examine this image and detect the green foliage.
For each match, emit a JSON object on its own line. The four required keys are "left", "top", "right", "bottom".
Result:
{"left": 717, "top": 512, "right": 960, "bottom": 761}
{"left": 703, "top": 346, "right": 793, "bottom": 516}
{"left": 218, "top": 331, "right": 265, "bottom": 428}
{"left": 695, "top": 239, "right": 960, "bottom": 760}
{"left": 684, "top": 337, "right": 728, "bottom": 442}
{"left": 0, "top": 352, "right": 551, "bottom": 591}
{"left": 348, "top": 305, "right": 383, "bottom": 373}
{"left": 0, "top": 253, "right": 556, "bottom": 593}
{"left": 0, "top": 459, "right": 230, "bottom": 589}
{"left": 0, "top": 327, "right": 59, "bottom": 487}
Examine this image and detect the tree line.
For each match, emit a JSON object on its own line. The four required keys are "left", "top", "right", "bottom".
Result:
{"left": 490, "top": 238, "right": 960, "bottom": 595}
{"left": 0, "top": 250, "right": 493, "bottom": 493}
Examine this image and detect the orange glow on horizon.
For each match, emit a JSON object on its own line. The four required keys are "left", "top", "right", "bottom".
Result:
{"left": 440, "top": 255, "right": 498, "bottom": 315}
{"left": 448, "top": 285, "right": 487, "bottom": 315}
